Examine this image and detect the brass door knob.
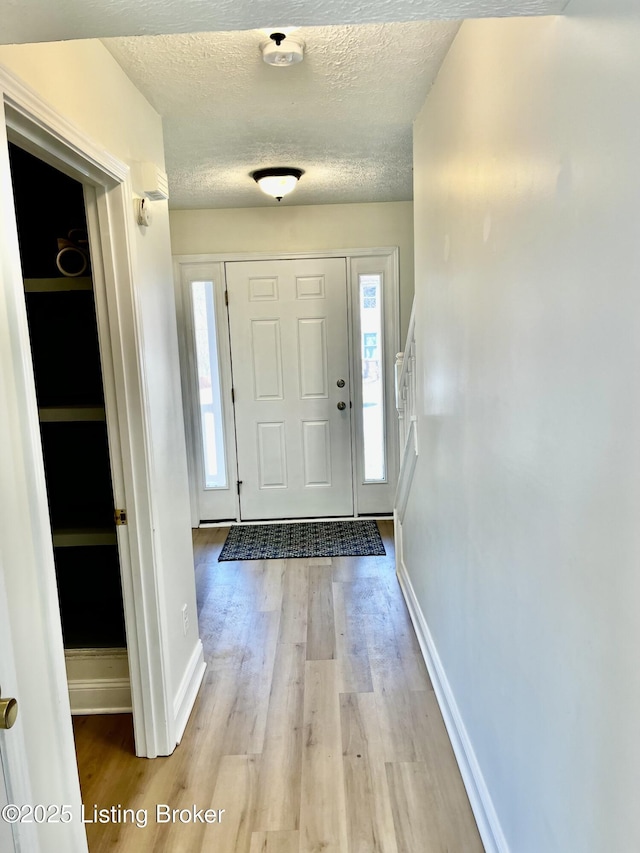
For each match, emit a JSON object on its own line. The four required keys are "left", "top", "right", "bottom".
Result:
{"left": 0, "top": 695, "right": 18, "bottom": 730}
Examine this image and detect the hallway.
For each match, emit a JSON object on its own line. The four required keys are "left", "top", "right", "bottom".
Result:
{"left": 73, "top": 521, "right": 483, "bottom": 851}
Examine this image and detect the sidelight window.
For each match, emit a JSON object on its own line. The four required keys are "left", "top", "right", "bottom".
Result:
{"left": 359, "top": 273, "right": 386, "bottom": 482}
{"left": 191, "top": 280, "right": 228, "bottom": 489}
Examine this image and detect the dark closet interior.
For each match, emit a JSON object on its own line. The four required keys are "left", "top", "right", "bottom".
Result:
{"left": 9, "top": 143, "right": 126, "bottom": 649}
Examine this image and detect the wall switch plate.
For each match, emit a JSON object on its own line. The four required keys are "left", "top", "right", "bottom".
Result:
{"left": 182, "top": 604, "right": 189, "bottom": 636}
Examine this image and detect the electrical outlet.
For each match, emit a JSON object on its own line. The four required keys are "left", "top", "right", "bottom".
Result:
{"left": 182, "top": 604, "right": 189, "bottom": 637}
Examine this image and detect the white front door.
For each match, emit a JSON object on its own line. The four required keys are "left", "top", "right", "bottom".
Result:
{"left": 226, "top": 258, "right": 353, "bottom": 520}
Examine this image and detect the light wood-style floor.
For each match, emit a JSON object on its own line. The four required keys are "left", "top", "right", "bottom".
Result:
{"left": 73, "top": 520, "right": 484, "bottom": 852}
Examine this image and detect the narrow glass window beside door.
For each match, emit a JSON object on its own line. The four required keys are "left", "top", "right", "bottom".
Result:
{"left": 191, "top": 280, "right": 228, "bottom": 488}
{"left": 359, "top": 274, "right": 386, "bottom": 481}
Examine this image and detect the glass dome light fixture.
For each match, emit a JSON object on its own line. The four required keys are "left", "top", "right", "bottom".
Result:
{"left": 251, "top": 167, "right": 304, "bottom": 201}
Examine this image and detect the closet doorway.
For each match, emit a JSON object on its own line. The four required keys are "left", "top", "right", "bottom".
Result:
{"left": 8, "top": 144, "right": 132, "bottom": 723}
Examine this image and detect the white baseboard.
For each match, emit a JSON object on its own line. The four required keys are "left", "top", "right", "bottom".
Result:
{"left": 396, "top": 552, "right": 510, "bottom": 853}
{"left": 173, "top": 640, "right": 206, "bottom": 745}
{"left": 65, "top": 648, "right": 131, "bottom": 715}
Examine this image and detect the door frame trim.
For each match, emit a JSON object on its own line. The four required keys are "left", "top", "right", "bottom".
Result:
{"left": 174, "top": 248, "right": 400, "bottom": 523}
{"left": 0, "top": 62, "right": 175, "bottom": 801}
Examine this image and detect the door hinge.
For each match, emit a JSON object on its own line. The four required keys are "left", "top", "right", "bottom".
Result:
{"left": 237, "top": 480, "right": 243, "bottom": 495}
{"left": 115, "top": 508, "right": 128, "bottom": 526}
{"left": 231, "top": 387, "right": 235, "bottom": 403}
{"left": 224, "top": 289, "right": 229, "bottom": 306}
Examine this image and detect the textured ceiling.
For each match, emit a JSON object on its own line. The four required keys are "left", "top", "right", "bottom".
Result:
{"left": 3, "top": 0, "right": 568, "bottom": 210}
{"left": 2, "top": 0, "right": 567, "bottom": 46}
{"left": 104, "top": 23, "right": 465, "bottom": 208}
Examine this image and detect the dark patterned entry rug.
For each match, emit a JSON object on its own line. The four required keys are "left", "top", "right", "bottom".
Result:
{"left": 218, "top": 520, "right": 386, "bottom": 561}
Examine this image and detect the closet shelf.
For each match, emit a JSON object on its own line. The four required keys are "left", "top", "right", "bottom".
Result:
{"left": 24, "top": 277, "right": 92, "bottom": 292}
{"left": 52, "top": 529, "right": 117, "bottom": 548}
{"left": 39, "top": 405, "right": 106, "bottom": 423}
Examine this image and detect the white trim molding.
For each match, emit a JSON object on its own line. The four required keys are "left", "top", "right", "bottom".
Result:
{"left": 395, "top": 559, "right": 510, "bottom": 853}
{"left": 65, "top": 649, "right": 132, "bottom": 715}
{"left": 0, "top": 63, "right": 181, "bottom": 763}
{"left": 0, "top": 63, "right": 127, "bottom": 184}
{"left": 173, "top": 641, "right": 206, "bottom": 744}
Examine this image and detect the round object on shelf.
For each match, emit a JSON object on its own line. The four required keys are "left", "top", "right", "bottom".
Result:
{"left": 56, "top": 245, "right": 88, "bottom": 277}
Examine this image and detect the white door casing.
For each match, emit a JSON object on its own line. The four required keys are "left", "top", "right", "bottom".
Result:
{"left": 226, "top": 257, "right": 353, "bottom": 520}
{"left": 0, "top": 66, "right": 188, "bottom": 853}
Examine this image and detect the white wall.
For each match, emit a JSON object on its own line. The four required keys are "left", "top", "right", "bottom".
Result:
{"left": 170, "top": 201, "right": 414, "bottom": 342}
{"left": 0, "top": 37, "right": 199, "bottom": 815}
{"left": 406, "top": 9, "right": 640, "bottom": 853}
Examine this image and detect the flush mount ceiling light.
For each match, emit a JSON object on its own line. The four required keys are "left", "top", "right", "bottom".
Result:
{"left": 252, "top": 167, "right": 304, "bottom": 201}
{"left": 261, "top": 32, "right": 304, "bottom": 67}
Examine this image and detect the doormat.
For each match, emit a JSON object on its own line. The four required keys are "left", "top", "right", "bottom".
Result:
{"left": 218, "top": 520, "right": 386, "bottom": 561}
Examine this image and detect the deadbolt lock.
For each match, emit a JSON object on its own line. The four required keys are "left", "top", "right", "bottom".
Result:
{"left": 336, "top": 379, "right": 345, "bottom": 388}
{"left": 0, "top": 686, "right": 18, "bottom": 730}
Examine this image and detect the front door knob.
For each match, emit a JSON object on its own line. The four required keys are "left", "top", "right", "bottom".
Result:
{"left": 337, "top": 401, "right": 346, "bottom": 411}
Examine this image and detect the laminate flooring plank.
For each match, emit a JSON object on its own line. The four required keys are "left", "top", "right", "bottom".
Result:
{"left": 365, "top": 590, "right": 431, "bottom": 693}
{"left": 408, "top": 689, "right": 482, "bottom": 833}
{"left": 278, "top": 561, "right": 309, "bottom": 644}
{"left": 368, "top": 648, "right": 431, "bottom": 694}
{"left": 222, "top": 609, "right": 280, "bottom": 755}
{"left": 249, "top": 830, "right": 299, "bottom": 853}
{"left": 340, "top": 692, "right": 398, "bottom": 853}
{"left": 306, "top": 565, "right": 336, "bottom": 661}
{"left": 208, "top": 754, "right": 259, "bottom": 853}
{"left": 197, "top": 580, "right": 237, "bottom": 659}
{"left": 373, "top": 684, "right": 430, "bottom": 764}
{"left": 194, "top": 527, "right": 228, "bottom": 608}
{"left": 254, "top": 642, "right": 306, "bottom": 831}
{"left": 377, "top": 519, "right": 395, "bottom": 552}
{"left": 307, "top": 556, "right": 333, "bottom": 566}
{"left": 258, "top": 559, "right": 286, "bottom": 612}
{"left": 385, "top": 761, "right": 443, "bottom": 853}
{"left": 194, "top": 526, "right": 227, "bottom": 567}
{"left": 299, "top": 660, "right": 349, "bottom": 853}
{"left": 386, "top": 760, "right": 484, "bottom": 853}
{"left": 331, "top": 554, "right": 393, "bottom": 584}
{"left": 203, "top": 581, "right": 257, "bottom": 671}
{"left": 333, "top": 581, "right": 373, "bottom": 693}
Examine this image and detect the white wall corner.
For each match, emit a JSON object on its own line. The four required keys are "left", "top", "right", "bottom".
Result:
{"left": 173, "top": 640, "right": 206, "bottom": 745}
{"left": 395, "top": 557, "right": 511, "bottom": 853}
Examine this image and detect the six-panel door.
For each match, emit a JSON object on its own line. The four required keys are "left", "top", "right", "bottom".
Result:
{"left": 226, "top": 258, "right": 353, "bottom": 520}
